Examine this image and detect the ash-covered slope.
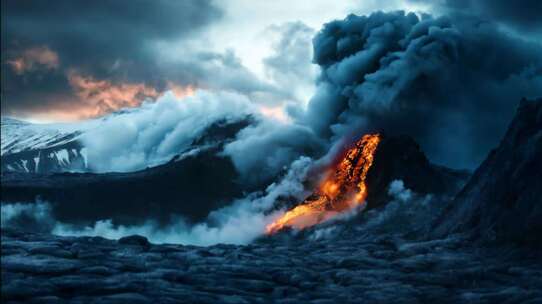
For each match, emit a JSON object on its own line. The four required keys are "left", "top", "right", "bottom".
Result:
{"left": 365, "top": 135, "right": 470, "bottom": 209}
{"left": 434, "top": 98, "right": 542, "bottom": 245}
{"left": 0, "top": 119, "right": 252, "bottom": 225}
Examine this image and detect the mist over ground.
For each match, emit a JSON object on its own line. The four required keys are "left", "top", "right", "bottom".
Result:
{"left": 1, "top": 176, "right": 432, "bottom": 246}
{"left": 0, "top": 157, "right": 313, "bottom": 245}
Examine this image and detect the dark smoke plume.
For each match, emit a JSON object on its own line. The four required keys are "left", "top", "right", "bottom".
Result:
{"left": 305, "top": 11, "right": 542, "bottom": 168}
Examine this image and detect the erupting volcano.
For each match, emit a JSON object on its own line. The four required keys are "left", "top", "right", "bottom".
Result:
{"left": 266, "top": 133, "right": 381, "bottom": 234}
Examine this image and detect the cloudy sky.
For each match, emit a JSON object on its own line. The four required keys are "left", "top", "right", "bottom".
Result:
{"left": 1, "top": 0, "right": 542, "bottom": 169}
{"left": 0, "top": 0, "right": 431, "bottom": 121}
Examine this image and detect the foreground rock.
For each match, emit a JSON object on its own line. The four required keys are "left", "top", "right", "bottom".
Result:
{"left": 2, "top": 228, "right": 541, "bottom": 303}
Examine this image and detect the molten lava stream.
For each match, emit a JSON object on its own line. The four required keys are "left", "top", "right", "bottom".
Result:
{"left": 266, "top": 133, "right": 381, "bottom": 234}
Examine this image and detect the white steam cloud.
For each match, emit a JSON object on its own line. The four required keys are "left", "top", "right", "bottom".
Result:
{"left": 306, "top": 180, "right": 436, "bottom": 240}
{"left": 82, "top": 90, "right": 256, "bottom": 172}
{"left": 1, "top": 157, "right": 312, "bottom": 246}
{"left": 1, "top": 202, "right": 52, "bottom": 227}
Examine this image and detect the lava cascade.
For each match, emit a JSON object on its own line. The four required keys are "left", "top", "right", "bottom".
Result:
{"left": 266, "top": 133, "right": 381, "bottom": 234}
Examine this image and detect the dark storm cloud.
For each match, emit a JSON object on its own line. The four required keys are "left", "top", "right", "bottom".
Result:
{"left": 1, "top": 0, "right": 222, "bottom": 117}
{"left": 412, "top": 0, "right": 542, "bottom": 35}
{"left": 305, "top": 11, "right": 542, "bottom": 169}
{"left": 1, "top": 0, "right": 220, "bottom": 75}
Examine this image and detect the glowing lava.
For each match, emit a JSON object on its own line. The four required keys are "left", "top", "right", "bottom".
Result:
{"left": 266, "top": 133, "right": 381, "bottom": 234}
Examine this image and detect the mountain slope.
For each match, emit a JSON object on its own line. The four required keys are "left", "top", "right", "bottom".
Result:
{"left": 1, "top": 117, "right": 87, "bottom": 173}
{"left": 434, "top": 98, "right": 542, "bottom": 245}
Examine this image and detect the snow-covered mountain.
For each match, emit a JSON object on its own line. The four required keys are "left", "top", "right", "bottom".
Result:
{"left": 1, "top": 117, "right": 88, "bottom": 173}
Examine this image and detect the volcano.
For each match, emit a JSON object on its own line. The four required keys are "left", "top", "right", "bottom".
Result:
{"left": 266, "top": 132, "right": 470, "bottom": 234}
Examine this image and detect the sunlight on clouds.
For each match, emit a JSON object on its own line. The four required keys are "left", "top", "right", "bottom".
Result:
{"left": 259, "top": 105, "right": 291, "bottom": 123}
{"left": 7, "top": 46, "right": 59, "bottom": 74}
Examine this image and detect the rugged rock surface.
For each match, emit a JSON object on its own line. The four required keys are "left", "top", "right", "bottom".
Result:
{"left": 434, "top": 98, "right": 542, "bottom": 246}
{"left": 2, "top": 228, "right": 541, "bottom": 303}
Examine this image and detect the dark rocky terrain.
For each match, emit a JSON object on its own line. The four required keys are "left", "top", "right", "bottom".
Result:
{"left": 2, "top": 230, "right": 542, "bottom": 303}
{"left": 2, "top": 228, "right": 541, "bottom": 303}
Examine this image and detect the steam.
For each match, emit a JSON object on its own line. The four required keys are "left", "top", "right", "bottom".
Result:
{"left": 307, "top": 180, "right": 435, "bottom": 240}
{"left": 77, "top": 87, "right": 324, "bottom": 181}
{"left": 1, "top": 201, "right": 54, "bottom": 233}
{"left": 222, "top": 121, "right": 323, "bottom": 182}
{"left": 388, "top": 180, "right": 413, "bottom": 202}
{"left": 81, "top": 90, "right": 255, "bottom": 172}
{"left": 354, "top": 180, "right": 436, "bottom": 236}
{"left": 1, "top": 157, "right": 312, "bottom": 245}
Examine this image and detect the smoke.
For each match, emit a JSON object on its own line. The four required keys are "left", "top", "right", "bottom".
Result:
{"left": 356, "top": 180, "right": 435, "bottom": 235}
{"left": 388, "top": 180, "right": 413, "bottom": 202}
{"left": 81, "top": 90, "right": 255, "bottom": 172}
{"left": 305, "top": 11, "right": 542, "bottom": 169}
{"left": 1, "top": 157, "right": 312, "bottom": 245}
{"left": 221, "top": 121, "right": 323, "bottom": 182}
{"left": 1, "top": 201, "right": 55, "bottom": 233}
{"left": 409, "top": 0, "right": 542, "bottom": 37}
{"left": 75, "top": 86, "right": 325, "bottom": 181}
{"left": 306, "top": 180, "right": 435, "bottom": 240}
{"left": 4, "top": 10, "right": 541, "bottom": 247}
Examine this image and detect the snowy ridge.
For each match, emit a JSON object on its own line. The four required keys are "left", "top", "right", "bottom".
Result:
{"left": 1, "top": 117, "right": 86, "bottom": 155}
{"left": 1, "top": 117, "right": 93, "bottom": 173}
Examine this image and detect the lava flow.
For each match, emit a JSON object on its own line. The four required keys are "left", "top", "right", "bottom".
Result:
{"left": 266, "top": 133, "right": 381, "bottom": 234}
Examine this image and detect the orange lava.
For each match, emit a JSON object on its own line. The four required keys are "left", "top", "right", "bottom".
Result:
{"left": 266, "top": 133, "right": 381, "bottom": 234}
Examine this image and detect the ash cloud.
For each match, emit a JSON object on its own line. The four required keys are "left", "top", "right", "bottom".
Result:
{"left": 410, "top": 0, "right": 542, "bottom": 37}
{"left": 305, "top": 11, "right": 542, "bottom": 168}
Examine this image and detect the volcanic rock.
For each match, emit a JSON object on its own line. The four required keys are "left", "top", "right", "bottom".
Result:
{"left": 434, "top": 98, "right": 542, "bottom": 246}
{"left": 2, "top": 228, "right": 541, "bottom": 303}
{"left": 365, "top": 134, "right": 470, "bottom": 209}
